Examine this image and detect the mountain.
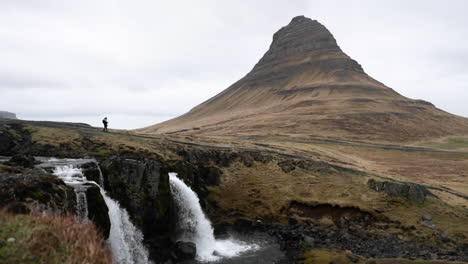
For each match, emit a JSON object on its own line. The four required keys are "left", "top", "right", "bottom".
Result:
{"left": 140, "top": 16, "right": 468, "bottom": 143}
{"left": 0, "top": 111, "right": 17, "bottom": 119}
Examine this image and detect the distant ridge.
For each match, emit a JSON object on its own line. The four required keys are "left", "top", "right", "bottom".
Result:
{"left": 0, "top": 111, "right": 17, "bottom": 119}
{"left": 139, "top": 16, "right": 468, "bottom": 143}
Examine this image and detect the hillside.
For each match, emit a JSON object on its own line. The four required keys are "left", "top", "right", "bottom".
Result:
{"left": 139, "top": 16, "right": 468, "bottom": 143}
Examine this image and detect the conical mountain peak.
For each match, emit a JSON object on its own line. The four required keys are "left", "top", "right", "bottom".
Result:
{"left": 140, "top": 16, "right": 468, "bottom": 143}
{"left": 270, "top": 16, "right": 340, "bottom": 57}
{"left": 254, "top": 16, "right": 363, "bottom": 75}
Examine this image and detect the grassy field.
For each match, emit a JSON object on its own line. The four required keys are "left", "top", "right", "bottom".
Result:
{"left": 300, "top": 249, "right": 468, "bottom": 264}
{"left": 416, "top": 137, "right": 468, "bottom": 151}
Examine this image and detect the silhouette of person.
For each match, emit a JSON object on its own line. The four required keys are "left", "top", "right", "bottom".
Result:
{"left": 102, "top": 117, "right": 108, "bottom": 132}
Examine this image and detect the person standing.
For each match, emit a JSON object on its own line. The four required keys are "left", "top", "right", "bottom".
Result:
{"left": 102, "top": 117, "right": 108, "bottom": 132}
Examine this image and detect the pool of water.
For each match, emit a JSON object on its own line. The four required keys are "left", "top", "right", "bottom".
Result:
{"left": 185, "top": 231, "right": 287, "bottom": 264}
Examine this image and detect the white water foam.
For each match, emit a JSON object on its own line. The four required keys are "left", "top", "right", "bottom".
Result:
{"left": 169, "top": 173, "right": 259, "bottom": 262}
{"left": 52, "top": 162, "right": 152, "bottom": 264}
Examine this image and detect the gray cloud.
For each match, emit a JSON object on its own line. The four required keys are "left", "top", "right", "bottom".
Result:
{"left": 0, "top": 0, "right": 466, "bottom": 129}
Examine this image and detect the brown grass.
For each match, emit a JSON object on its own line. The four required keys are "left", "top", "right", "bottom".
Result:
{"left": 300, "top": 249, "right": 468, "bottom": 264}
{"left": 0, "top": 211, "right": 112, "bottom": 264}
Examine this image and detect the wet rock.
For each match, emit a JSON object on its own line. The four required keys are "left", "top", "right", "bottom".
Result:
{"left": 85, "top": 183, "right": 110, "bottom": 239}
{"left": 367, "top": 179, "right": 433, "bottom": 204}
{"left": 80, "top": 162, "right": 102, "bottom": 185}
{"left": 173, "top": 241, "right": 196, "bottom": 260}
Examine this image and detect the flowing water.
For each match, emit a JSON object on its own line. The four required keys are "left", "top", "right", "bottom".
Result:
{"left": 169, "top": 173, "right": 263, "bottom": 262}
{"left": 46, "top": 159, "right": 151, "bottom": 264}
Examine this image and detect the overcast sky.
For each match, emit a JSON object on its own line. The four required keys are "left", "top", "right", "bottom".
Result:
{"left": 1, "top": 0, "right": 467, "bottom": 129}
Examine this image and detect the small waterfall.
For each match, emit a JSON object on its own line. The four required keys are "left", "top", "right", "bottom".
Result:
{"left": 51, "top": 160, "right": 151, "bottom": 264}
{"left": 95, "top": 161, "right": 105, "bottom": 187}
{"left": 53, "top": 165, "right": 89, "bottom": 220}
{"left": 169, "top": 173, "right": 258, "bottom": 262}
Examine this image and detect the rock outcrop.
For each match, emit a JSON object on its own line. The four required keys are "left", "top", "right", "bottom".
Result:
{"left": 367, "top": 179, "right": 434, "bottom": 204}
{"left": 0, "top": 167, "right": 76, "bottom": 215}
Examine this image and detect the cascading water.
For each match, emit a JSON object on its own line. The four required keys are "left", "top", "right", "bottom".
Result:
{"left": 104, "top": 194, "right": 150, "bottom": 264}
{"left": 53, "top": 165, "right": 90, "bottom": 220}
{"left": 169, "top": 173, "right": 259, "bottom": 262}
{"left": 50, "top": 159, "right": 151, "bottom": 264}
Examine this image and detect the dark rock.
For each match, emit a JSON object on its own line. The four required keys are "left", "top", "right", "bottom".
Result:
{"left": 437, "top": 233, "right": 450, "bottom": 242}
{"left": 303, "top": 235, "right": 315, "bottom": 247}
{"left": 200, "top": 167, "right": 222, "bottom": 186}
{"left": 0, "top": 169, "right": 76, "bottom": 214}
{"left": 6, "top": 154, "right": 38, "bottom": 168}
{"left": 80, "top": 162, "right": 102, "bottom": 185}
{"left": 240, "top": 152, "right": 254, "bottom": 167}
{"left": 173, "top": 241, "right": 196, "bottom": 260}
{"left": 278, "top": 161, "right": 295, "bottom": 173}
{"left": 422, "top": 215, "right": 432, "bottom": 222}
{"left": 250, "top": 152, "right": 272, "bottom": 163}
{"left": 99, "top": 156, "right": 173, "bottom": 262}
{"left": 367, "top": 179, "right": 433, "bottom": 204}
{"left": 85, "top": 183, "right": 111, "bottom": 239}
{"left": 347, "top": 254, "right": 360, "bottom": 263}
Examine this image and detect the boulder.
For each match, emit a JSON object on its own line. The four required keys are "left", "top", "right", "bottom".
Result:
{"left": 173, "top": 241, "right": 196, "bottom": 260}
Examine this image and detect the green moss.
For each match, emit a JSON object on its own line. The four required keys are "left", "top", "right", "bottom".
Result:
{"left": 6, "top": 129, "right": 21, "bottom": 139}
{"left": 418, "top": 137, "right": 468, "bottom": 150}
{"left": 27, "top": 191, "right": 49, "bottom": 203}
{"left": 92, "top": 146, "right": 111, "bottom": 157}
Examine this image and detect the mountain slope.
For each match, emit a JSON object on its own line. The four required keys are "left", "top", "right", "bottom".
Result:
{"left": 140, "top": 16, "right": 468, "bottom": 143}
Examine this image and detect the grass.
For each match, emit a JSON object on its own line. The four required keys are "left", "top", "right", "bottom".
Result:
{"left": 416, "top": 137, "right": 468, "bottom": 151}
{"left": 27, "top": 125, "right": 85, "bottom": 152}
{"left": 300, "top": 249, "right": 365, "bottom": 264}
{"left": 299, "top": 249, "right": 468, "bottom": 264}
{"left": 0, "top": 211, "right": 112, "bottom": 264}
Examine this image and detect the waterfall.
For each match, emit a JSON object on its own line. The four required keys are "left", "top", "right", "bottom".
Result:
{"left": 104, "top": 191, "right": 151, "bottom": 264}
{"left": 52, "top": 160, "right": 151, "bottom": 264}
{"left": 169, "top": 173, "right": 258, "bottom": 262}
